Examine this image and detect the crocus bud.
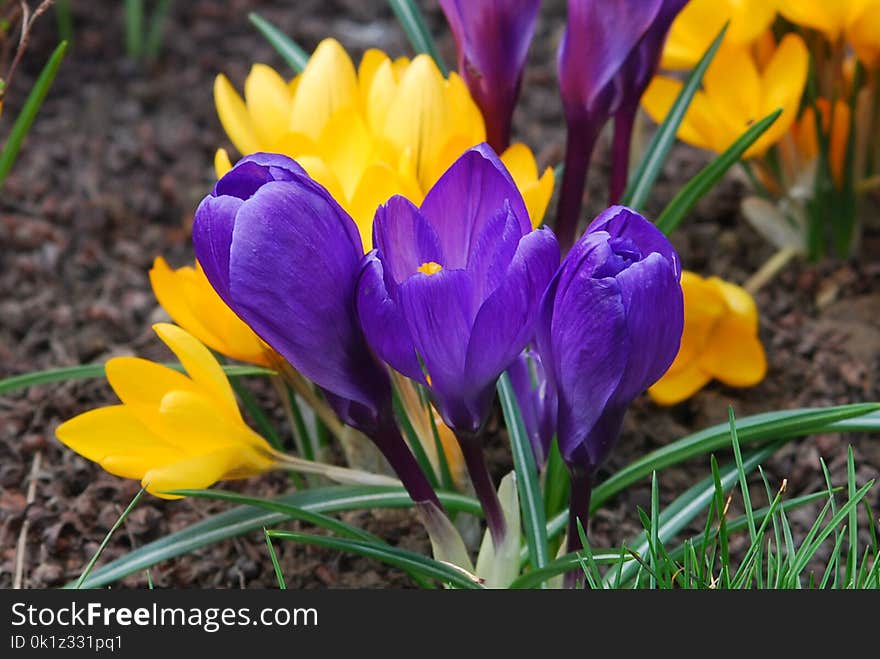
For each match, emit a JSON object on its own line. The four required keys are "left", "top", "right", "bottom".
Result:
{"left": 536, "top": 205, "right": 683, "bottom": 559}
{"left": 555, "top": 0, "right": 686, "bottom": 250}
{"left": 192, "top": 152, "right": 440, "bottom": 507}
{"left": 440, "top": 0, "right": 541, "bottom": 152}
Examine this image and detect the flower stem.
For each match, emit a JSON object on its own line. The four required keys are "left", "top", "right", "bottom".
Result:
{"left": 564, "top": 466, "right": 593, "bottom": 589}
{"left": 374, "top": 418, "right": 443, "bottom": 510}
{"left": 556, "top": 118, "right": 599, "bottom": 253}
{"left": 456, "top": 431, "right": 506, "bottom": 547}
{"left": 610, "top": 106, "right": 637, "bottom": 204}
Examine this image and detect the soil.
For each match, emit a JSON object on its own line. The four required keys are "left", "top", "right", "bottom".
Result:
{"left": 1, "top": 1, "right": 878, "bottom": 589}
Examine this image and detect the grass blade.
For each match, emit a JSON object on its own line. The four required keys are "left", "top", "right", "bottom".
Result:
{"left": 124, "top": 0, "right": 143, "bottom": 59}
{"left": 75, "top": 487, "right": 146, "bottom": 589}
{"left": 263, "top": 528, "right": 286, "bottom": 589}
{"left": 69, "top": 486, "right": 479, "bottom": 588}
{"left": 248, "top": 12, "right": 309, "bottom": 73}
{"left": 144, "top": 0, "right": 174, "bottom": 61}
{"left": 592, "top": 403, "right": 880, "bottom": 507}
{"left": 0, "top": 363, "right": 275, "bottom": 395}
{"left": 729, "top": 407, "right": 757, "bottom": 542}
{"left": 387, "top": 0, "right": 447, "bottom": 75}
{"left": 655, "top": 109, "right": 782, "bottom": 235}
{"left": 498, "top": 372, "right": 549, "bottom": 574}
{"left": 621, "top": 23, "right": 728, "bottom": 210}
{"left": 267, "top": 530, "right": 482, "bottom": 588}
{"left": 0, "top": 41, "right": 68, "bottom": 188}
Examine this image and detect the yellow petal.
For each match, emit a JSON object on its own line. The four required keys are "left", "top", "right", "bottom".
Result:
{"left": 698, "top": 318, "right": 767, "bottom": 386}
{"left": 751, "top": 33, "right": 809, "bottom": 158}
{"left": 244, "top": 63, "right": 294, "bottom": 146}
{"left": 500, "top": 144, "right": 554, "bottom": 228}
{"left": 157, "top": 389, "right": 270, "bottom": 454}
{"left": 382, "top": 55, "right": 449, "bottom": 191}
{"left": 706, "top": 276, "right": 759, "bottom": 331}
{"left": 55, "top": 405, "right": 183, "bottom": 479}
{"left": 149, "top": 257, "right": 270, "bottom": 366}
{"left": 214, "top": 148, "right": 232, "bottom": 178}
{"left": 703, "top": 45, "right": 761, "bottom": 140}
{"left": 317, "top": 108, "right": 374, "bottom": 200}
{"left": 674, "top": 271, "right": 726, "bottom": 369}
{"left": 105, "top": 356, "right": 201, "bottom": 436}
{"left": 641, "top": 77, "right": 715, "bottom": 151}
{"left": 348, "top": 163, "right": 408, "bottom": 249}
{"left": 363, "top": 56, "right": 397, "bottom": 136}
{"left": 445, "top": 71, "right": 486, "bottom": 146}
{"left": 143, "top": 446, "right": 274, "bottom": 499}
{"left": 214, "top": 73, "right": 261, "bottom": 155}
{"left": 661, "top": 0, "right": 729, "bottom": 70}
{"left": 648, "top": 360, "right": 713, "bottom": 405}
{"left": 777, "top": 0, "right": 848, "bottom": 40}
{"left": 289, "top": 38, "right": 359, "bottom": 141}
{"left": 848, "top": 1, "right": 880, "bottom": 68}
{"left": 153, "top": 323, "right": 241, "bottom": 421}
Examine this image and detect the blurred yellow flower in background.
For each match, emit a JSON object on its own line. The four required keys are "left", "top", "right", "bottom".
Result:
{"left": 213, "top": 38, "right": 553, "bottom": 247}
{"left": 55, "top": 324, "right": 279, "bottom": 497}
{"left": 791, "top": 98, "right": 851, "bottom": 189}
{"left": 649, "top": 272, "right": 766, "bottom": 405}
{"left": 846, "top": 0, "right": 880, "bottom": 68}
{"left": 149, "top": 257, "right": 271, "bottom": 366}
{"left": 661, "top": 0, "right": 777, "bottom": 70}
{"left": 643, "top": 34, "right": 809, "bottom": 159}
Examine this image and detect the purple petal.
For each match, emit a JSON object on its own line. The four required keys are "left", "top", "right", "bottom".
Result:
{"left": 398, "top": 268, "right": 483, "bottom": 430}
{"left": 225, "top": 179, "right": 382, "bottom": 413}
{"left": 586, "top": 205, "right": 681, "bottom": 277}
{"left": 612, "top": 252, "right": 683, "bottom": 402}
{"left": 356, "top": 252, "right": 424, "bottom": 383}
{"left": 465, "top": 201, "right": 522, "bottom": 304}
{"left": 420, "top": 145, "right": 530, "bottom": 269}
{"left": 372, "top": 196, "right": 444, "bottom": 286}
{"left": 558, "top": 0, "right": 661, "bottom": 119}
{"left": 212, "top": 152, "right": 307, "bottom": 199}
{"left": 465, "top": 227, "right": 559, "bottom": 388}
{"left": 536, "top": 270, "right": 628, "bottom": 462}
{"left": 192, "top": 194, "right": 243, "bottom": 304}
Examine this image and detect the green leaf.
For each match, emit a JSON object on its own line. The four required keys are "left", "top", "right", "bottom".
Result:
{"left": 729, "top": 407, "right": 757, "bottom": 542}
{"left": 267, "top": 529, "right": 482, "bottom": 588}
{"left": 387, "top": 0, "right": 447, "bottom": 75}
{"left": 144, "top": 0, "right": 174, "bottom": 62}
{"left": 621, "top": 23, "right": 728, "bottom": 210}
{"left": 0, "top": 363, "right": 276, "bottom": 396}
{"left": 655, "top": 108, "right": 782, "bottom": 235}
{"left": 263, "top": 528, "right": 286, "bottom": 589}
{"left": 124, "top": 0, "right": 143, "bottom": 58}
{"left": 69, "top": 486, "right": 480, "bottom": 589}
{"left": 497, "top": 372, "right": 549, "bottom": 574}
{"left": 593, "top": 403, "right": 880, "bottom": 508}
{"left": 248, "top": 12, "right": 309, "bottom": 73}
{"left": 0, "top": 41, "right": 68, "bottom": 188}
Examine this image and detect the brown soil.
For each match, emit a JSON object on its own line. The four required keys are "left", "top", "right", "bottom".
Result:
{"left": 1, "top": 0, "right": 878, "bottom": 589}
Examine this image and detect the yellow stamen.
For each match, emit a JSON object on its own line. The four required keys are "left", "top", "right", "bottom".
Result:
{"left": 418, "top": 261, "right": 443, "bottom": 276}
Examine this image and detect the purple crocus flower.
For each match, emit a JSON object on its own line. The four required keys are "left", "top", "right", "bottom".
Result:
{"left": 507, "top": 350, "right": 557, "bottom": 466}
{"left": 440, "top": 0, "right": 541, "bottom": 152}
{"left": 555, "top": 0, "right": 687, "bottom": 251}
{"left": 192, "top": 152, "right": 440, "bottom": 508}
{"left": 357, "top": 144, "right": 560, "bottom": 543}
{"left": 535, "top": 205, "right": 683, "bottom": 559}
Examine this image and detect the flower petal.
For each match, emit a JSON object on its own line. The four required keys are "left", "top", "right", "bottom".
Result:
{"left": 586, "top": 205, "right": 681, "bottom": 277}
{"left": 699, "top": 318, "right": 767, "bottom": 386}
{"left": 372, "top": 195, "right": 444, "bottom": 286}
{"left": 214, "top": 73, "right": 261, "bottom": 155}
{"left": 648, "top": 359, "right": 713, "bottom": 405}
{"left": 356, "top": 252, "right": 424, "bottom": 383}
{"left": 191, "top": 194, "right": 242, "bottom": 305}
{"left": 420, "top": 145, "right": 530, "bottom": 269}
{"left": 244, "top": 63, "right": 294, "bottom": 146}
{"left": 465, "top": 227, "right": 560, "bottom": 388}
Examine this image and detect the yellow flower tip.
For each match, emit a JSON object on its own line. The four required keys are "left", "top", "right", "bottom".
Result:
{"left": 214, "top": 148, "right": 233, "bottom": 178}
{"left": 650, "top": 271, "right": 766, "bottom": 404}
{"left": 418, "top": 261, "right": 443, "bottom": 276}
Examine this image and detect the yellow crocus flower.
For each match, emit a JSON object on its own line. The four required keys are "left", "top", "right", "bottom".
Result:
{"left": 642, "top": 33, "right": 809, "bottom": 159}
{"left": 649, "top": 272, "right": 766, "bottom": 405}
{"left": 777, "top": 0, "right": 875, "bottom": 42}
{"left": 55, "top": 323, "right": 279, "bottom": 498}
{"left": 792, "top": 98, "right": 851, "bottom": 189}
{"left": 662, "top": 0, "right": 778, "bottom": 70}
{"left": 149, "top": 256, "right": 270, "bottom": 366}
{"left": 846, "top": 0, "right": 880, "bottom": 68}
{"left": 213, "top": 38, "right": 553, "bottom": 247}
